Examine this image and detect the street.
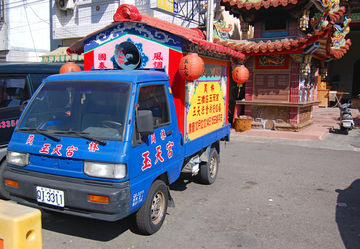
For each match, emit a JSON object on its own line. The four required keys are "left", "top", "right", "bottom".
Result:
{"left": 41, "top": 130, "right": 360, "bottom": 249}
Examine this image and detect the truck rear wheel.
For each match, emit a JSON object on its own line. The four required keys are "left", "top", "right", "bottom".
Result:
{"left": 0, "top": 160, "right": 10, "bottom": 200}
{"left": 135, "top": 180, "right": 168, "bottom": 235}
{"left": 199, "top": 148, "right": 219, "bottom": 185}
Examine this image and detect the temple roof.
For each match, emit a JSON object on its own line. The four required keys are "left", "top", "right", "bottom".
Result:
{"left": 214, "top": 33, "right": 351, "bottom": 60}
{"left": 220, "top": 0, "right": 299, "bottom": 11}
{"left": 214, "top": 4, "right": 351, "bottom": 60}
{"left": 67, "top": 4, "right": 245, "bottom": 60}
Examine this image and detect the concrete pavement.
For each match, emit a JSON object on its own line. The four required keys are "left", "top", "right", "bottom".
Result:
{"left": 231, "top": 107, "right": 360, "bottom": 140}
{"left": 41, "top": 131, "right": 360, "bottom": 249}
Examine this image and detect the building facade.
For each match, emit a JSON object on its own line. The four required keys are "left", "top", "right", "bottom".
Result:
{"left": 216, "top": 0, "right": 352, "bottom": 130}
{"left": 0, "top": 0, "right": 53, "bottom": 62}
{"left": 329, "top": 0, "right": 360, "bottom": 99}
{"left": 51, "top": 0, "right": 205, "bottom": 48}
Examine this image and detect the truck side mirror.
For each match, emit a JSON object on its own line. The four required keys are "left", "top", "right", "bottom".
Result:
{"left": 136, "top": 110, "right": 154, "bottom": 135}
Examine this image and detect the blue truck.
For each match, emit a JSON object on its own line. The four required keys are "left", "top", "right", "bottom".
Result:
{"left": 3, "top": 69, "right": 230, "bottom": 234}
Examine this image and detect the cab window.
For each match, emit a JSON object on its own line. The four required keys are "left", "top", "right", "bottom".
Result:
{"left": 137, "top": 84, "right": 170, "bottom": 128}
{"left": 0, "top": 77, "right": 29, "bottom": 108}
{"left": 133, "top": 84, "right": 170, "bottom": 146}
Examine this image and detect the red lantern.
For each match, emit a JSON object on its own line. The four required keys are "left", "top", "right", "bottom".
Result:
{"left": 59, "top": 62, "right": 81, "bottom": 74}
{"left": 232, "top": 65, "right": 249, "bottom": 86}
{"left": 179, "top": 53, "right": 204, "bottom": 81}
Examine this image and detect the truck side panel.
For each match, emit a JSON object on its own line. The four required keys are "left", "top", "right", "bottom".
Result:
{"left": 182, "top": 57, "right": 230, "bottom": 155}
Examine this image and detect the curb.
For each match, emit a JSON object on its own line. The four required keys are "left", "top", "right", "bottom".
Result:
{"left": 230, "top": 128, "right": 329, "bottom": 141}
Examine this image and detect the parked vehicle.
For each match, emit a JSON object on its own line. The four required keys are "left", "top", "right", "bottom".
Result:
{"left": 339, "top": 102, "right": 354, "bottom": 135}
{"left": 3, "top": 69, "right": 230, "bottom": 234}
{"left": 0, "top": 62, "right": 65, "bottom": 199}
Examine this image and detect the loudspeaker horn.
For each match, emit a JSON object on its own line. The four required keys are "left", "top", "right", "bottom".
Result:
{"left": 113, "top": 41, "right": 141, "bottom": 70}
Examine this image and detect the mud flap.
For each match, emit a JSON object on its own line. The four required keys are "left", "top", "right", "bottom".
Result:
{"left": 167, "top": 186, "right": 175, "bottom": 208}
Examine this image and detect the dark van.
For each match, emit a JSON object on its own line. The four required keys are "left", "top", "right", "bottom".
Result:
{"left": 0, "top": 62, "right": 65, "bottom": 198}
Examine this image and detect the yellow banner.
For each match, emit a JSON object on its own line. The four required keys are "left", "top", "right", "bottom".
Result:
{"left": 158, "top": 0, "right": 174, "bottom": 12}
{"left": 187, "top": 80, "right": 225, "bottom": 141}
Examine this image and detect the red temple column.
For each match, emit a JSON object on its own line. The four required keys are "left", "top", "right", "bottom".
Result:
{"left": 244, "top": 58, "right": 254, "bottom": 116}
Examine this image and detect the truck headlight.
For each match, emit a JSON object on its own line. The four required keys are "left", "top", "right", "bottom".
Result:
{"left": 7, "top": 151, "right": 29, "bottom": 167}
{"left": 84, "top": 161, "right": 126, "bottom": 179}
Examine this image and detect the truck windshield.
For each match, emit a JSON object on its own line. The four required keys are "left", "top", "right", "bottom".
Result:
{"left": 17, "top": 81, "right": 131, "bottom": 141}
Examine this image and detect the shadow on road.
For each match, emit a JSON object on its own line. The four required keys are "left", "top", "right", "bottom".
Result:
{"left": 170, "top": 174, "right": 193, "bottom": 191}
{"left": 329, "top": 127, "right": 348, "bottom": 135}
{"left": 336, "top": 179, "right": 360, "bottom": 249}
{"left": 40, "top": 175, "right": 195, "bottom": 241}
{"left": 42, "top": 211, "right": 136, "bottom": 241}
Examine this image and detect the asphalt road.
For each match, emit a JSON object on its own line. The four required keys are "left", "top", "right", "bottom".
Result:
{"left": 41, "top": 129, "right": 360, "bottom": 249}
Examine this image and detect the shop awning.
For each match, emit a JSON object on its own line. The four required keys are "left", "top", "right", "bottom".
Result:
{"left": 41, "top": 47, "right": 84, "bottom": 63}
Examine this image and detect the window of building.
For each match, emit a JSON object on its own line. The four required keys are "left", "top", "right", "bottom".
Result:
{"left": 264, "top": 16, "right": 287, "bottom": 31}
{"left": 262, "top": 15, "right": 288, "bottom": 38}
{"left": 0, "top": 0, "right": 4, "bottom": 23}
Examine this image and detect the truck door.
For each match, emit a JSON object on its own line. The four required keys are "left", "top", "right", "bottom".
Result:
{"left": 0, "top": 76, "right": 30, "bottom": 147}
{"left": 129, "top": 83, "right": 181, "bottom": 210}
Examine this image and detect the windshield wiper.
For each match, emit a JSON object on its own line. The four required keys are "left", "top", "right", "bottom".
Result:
{"left": 18, "top": 128, "right": 61, "bottom": 142}
{"left": 54, "top": 131, "right": 107, "bottom": 146}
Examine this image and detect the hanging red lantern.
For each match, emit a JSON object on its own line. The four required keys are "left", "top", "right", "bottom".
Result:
{"left": 59, "top": 62, "right": 81, "bottom": 74}
{"left": 232, "top": 65, "right": 249, "bottom": 86}
{"left": 179, "top": 53, "right": 204, "bottom": 81}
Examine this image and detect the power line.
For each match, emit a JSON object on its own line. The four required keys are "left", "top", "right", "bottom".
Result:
{"left": 5, "top": 2, "right": 200, "bottom": 42}
{"left": 5, "top": 0, "right": 47, "bottom": 9}
{"left": 7, "top": 2, "right": 192, "bottom": 26}
{"left": 6, "top": 2, "right": 83, "bottom": 37}
{"left": 28, "top": 5, "right": 49, "bottom": 23}
{"left": 23, "top": 1, "right": 39, "bottom": 58}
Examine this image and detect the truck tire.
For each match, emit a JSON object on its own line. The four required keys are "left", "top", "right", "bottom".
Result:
{"left": 199, "top": 148, "right": 219, "bottom": 185}
{"left": 0, "top": 160, "right": 10, "bottom": 200}
{"left": 135, "top": 180, "right": 168, "bottom": 235}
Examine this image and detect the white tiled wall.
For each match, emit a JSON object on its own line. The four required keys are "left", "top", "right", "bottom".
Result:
{"left": 52, "top": 0, "right": 198, "bottom": 40}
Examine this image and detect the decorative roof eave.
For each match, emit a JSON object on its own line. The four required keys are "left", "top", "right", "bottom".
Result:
{"left": 328, "top": 6, "right": 346, "bottom": 22}
{"left": 213, "top": 5, "right": 351, "bottom": 60}
{"left": 214, "top": 27, "right": 331, "bottom": 55}
{"left": 221, "top": 0, "right": 345, "bottom": 13}
{"left": 41, "top": 47, "right": 84, "bottom": 63}
{"left": 67, "top": 4, "right": 245, "bottom": 60}
{"left": 221, "top": 0, "right": 299, "bottom": 11}
{"left": 328, "top": 39, "right": 351, "bottom": 59}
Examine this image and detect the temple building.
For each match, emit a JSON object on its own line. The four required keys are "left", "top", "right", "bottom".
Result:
{"left": 214, "top": 0, "right": 352, "bottom": 130}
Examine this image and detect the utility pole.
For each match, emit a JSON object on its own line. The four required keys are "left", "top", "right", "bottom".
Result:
{"left": 206, "top": 0, "right": 214, "bottom": 42}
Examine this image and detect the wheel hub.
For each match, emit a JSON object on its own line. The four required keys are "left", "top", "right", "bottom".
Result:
{"left": 209, "top": 156, "right": 217, "bottom": 178}
{"left": 151, "top": 191, "right": 165, "bottom": 225}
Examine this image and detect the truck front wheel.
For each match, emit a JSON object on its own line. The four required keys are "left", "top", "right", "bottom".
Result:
{"left": 135, "top": 180, "right": 168, "bottom": 235}
{"left": 199, "top": 148, "right": 219, "bottom": 185}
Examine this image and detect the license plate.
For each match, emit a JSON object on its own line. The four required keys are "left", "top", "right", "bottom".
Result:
{"left": 342, "top": 122, "right": 352, "bottom": 128}
{"left": 36, "top": 186, "right": 65, "bottom": 207}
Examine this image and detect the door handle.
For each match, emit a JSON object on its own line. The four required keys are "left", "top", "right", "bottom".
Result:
{"left": 166, "top": 130, "right": 173, "bottom": 136}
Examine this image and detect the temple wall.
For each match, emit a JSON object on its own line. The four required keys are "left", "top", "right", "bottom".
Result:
{"left": 238, "top": 55, "right": 315, "bottom": 130}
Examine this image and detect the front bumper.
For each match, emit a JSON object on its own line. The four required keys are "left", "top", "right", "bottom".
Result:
{"left": 4, "top": 167, "right": 130, "bottom": 221}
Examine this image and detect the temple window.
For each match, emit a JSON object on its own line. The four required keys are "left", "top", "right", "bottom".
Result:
{"left": 262, "top": 15, "right": 288, "bottom": 38}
